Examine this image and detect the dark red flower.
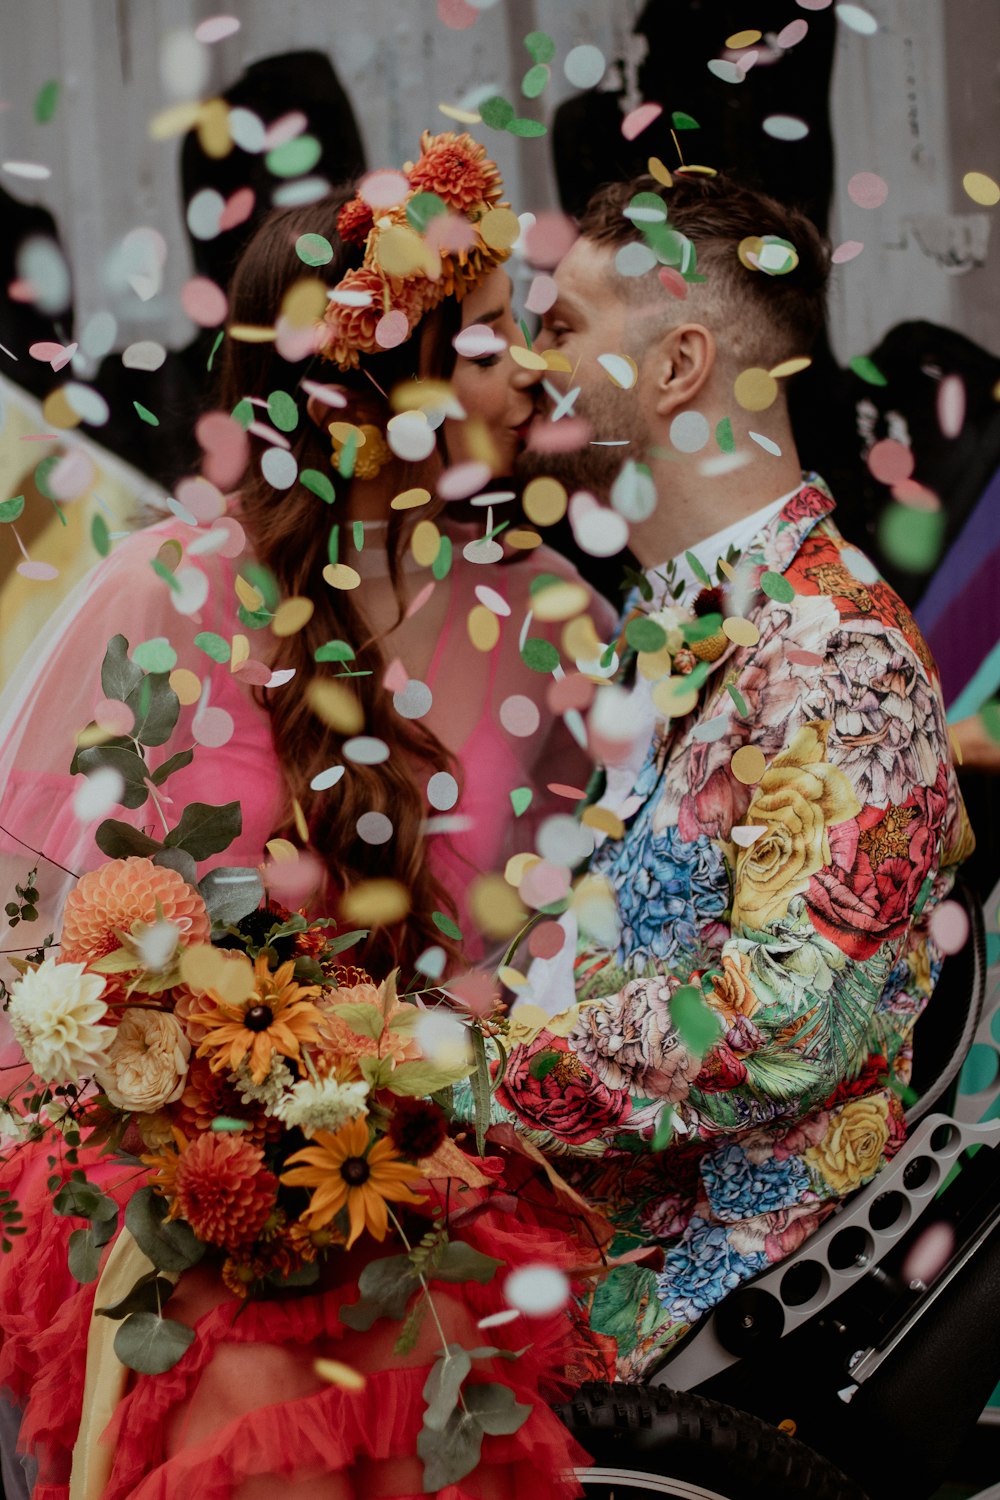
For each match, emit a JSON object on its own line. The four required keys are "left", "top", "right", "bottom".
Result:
{"left": 337, "top": 196, "right": 374, "bottom": 247}
{"left": 496, "top": 1035, "right": 632, "bottom": 1145}
{"left": 387, "top": 1096, "right": 448, "bottom": 1160}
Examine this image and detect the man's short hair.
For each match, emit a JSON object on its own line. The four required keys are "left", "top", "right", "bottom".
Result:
{"left": 578, "top": 172, "right": 831, "bottom": 369}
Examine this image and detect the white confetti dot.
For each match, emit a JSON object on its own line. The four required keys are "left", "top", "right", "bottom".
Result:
{"left": 63, "top": 382, "right": 110, "bottom": 426}
{"left": 357, "top": 811, "right": 393, "bottom": 845}
{"left": 195, "top": 14, "right": 241, "bottom": 43}
{"left": 387, "top": 410, "right": 435, "bottom": 462}
{"left": 3, "top": 160, "right": 51, "bottom": 180}
{"left": 839, "top": 546, "right": 881, "bottom": 583}
{"left": 564, "top": 44, "right": 606, "bottom": 89}
{"left": 310, "top": 765, "right": 345, "bottom": 791}
{"left": 193, "top": 706, "right": 234, "bottom": 748}
{"left": 261, "top": 446, "right": 298, "bottom": 489}
{"left": 393, "top": 679, "right": 433, "bottom": 719}
{"left": 122, "top": 340, "right": 167, "bottom": 371}
{"left": 749, "top": 431, "right": 782, "bottom": 456}
{"left": 73, "top": 767, "right": 125, "bottom": 821}
{"left": 415, "top": 946, "right": 447, "bottom": 979}
{"left": 835, "top": 3, "right": 878, "bottom": 34}
{"left": 170, "top": 566, "right": 210, "bottom": 616}
{"left": 343, "top": 736, "right": 390, "bottom": 765}
{"left": 500, "top": 695, "right": 541, "bottom": 737}
{"left": 161, "top": 29, "right": 209, "bottom": 98}
{"left": 18, "top": 237, "right": 71, "bottom": 315}
{"left": 474, "top": 585, "right": 511, "bottom": 616}
{"left": 536, "top": 814, "right": 594, "bottom": 868}
{"left": 187, "top": 188, "right": 225, "bottom": 241}
{"left": 569, "top": 492, "right": 630, "bottom": 558}
{"left": 762, "top": 115, "right": 810, "bottom": 141}
{"left": 504, "top": 1263, "right": 571, "bottom": 1316}
{"left": 707, "top": 58, "right": 747, "bottom": 84}
{"left": 611, "top": 460, "right": 657, "bottom": 522}
{"left": 80, "top": 311, "right": 117, "bottom": 359}
{"left": 228, "top": 107, "right": 267, "bottom": 153}
{"left": 670, "top": 411, "right": 710, "bottom": 453}
{"left": 463, "top": 537, "right": 505, "bottom": 565}
{"left": 614, "top": 242, "right": 658, "bottom": 278}
{"left": 427, "top": 772, "right": 459, "bottom": 810}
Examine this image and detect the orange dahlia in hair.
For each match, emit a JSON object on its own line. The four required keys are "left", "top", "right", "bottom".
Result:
{"left": 282, "top": 1116, "right": 426, "bottom": 1249}
{"left": 172, "top": 1131, "right": 278, "bottom": 1253}
{"left": 195, "top": 954, "right": 323, "bottom": 1085}
{"left": 409, "top": 130, "right": 504, "bottom": 213}
{"left": 60, "top": 858, "right": 210, "bottom": 967}
{"left": 320, "top": 266, "right": 430, "bottom": 368}
{"left": 337, "top": 195, "right": 374, "bottom": 247}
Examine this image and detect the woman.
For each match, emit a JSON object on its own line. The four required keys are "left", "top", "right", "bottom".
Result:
{"left": 0, "top": 135, "right": 616, "bottom": 1498}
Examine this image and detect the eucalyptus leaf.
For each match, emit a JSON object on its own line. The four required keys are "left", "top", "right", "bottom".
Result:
{"left": 463, "top": 1381, "right": 531, "bottom": 1435}
{"left": 326, "top": 1001, "right": 383, "bottom": 1040}
{"left": 470, "top": 1026, "right": 491, "bottom": 1155}
{"left": 125, "top": 1187, "right": 205, "bottom": 1273}
{"left": 101, "top": 634, "right": 144, "bottom": 704}
{"left": 77, "top": 745, "right": 149, "bottom": 810}
{"left": 163, "top": 801, "right": 242, "bottom": 861}
{"left": 67, "top": 1226, "right": 100, "bottom": 1284}
{"left": 268, "top": 1259, "right": 321, "bottom": 1289}
{"left": 127, "top": 673, "right": 180, "bottom": 748}
{"left": 53, "top": 1179, "right": 119, "bottom": 1221}
{"left": 151, "top": 748, "right": 194, "bottom": 786}
{"left": 199, "top": 867, "right": 264, "bottom": 927}
{"left": 340, "top": 1254, "right": 419, "bottom": 1330}
{"left": 422, "top": 1346, "right": 471, "bottom": 1431}
{"left": 323, "top": 928, "right": 369, "bottom": 956}
{"left": 97, "top": 1272, "right": 175, "bottom": 1321}
{"left": 113, "top": 1311, "right": 195, "bottom": 1375}
{"left": 389, "top": 1056, "right": 474, "bottom": 1097}
{"left": 417, "top": 1408, "right": 484, "bottom": 1491}
{"left": 434, "top": 1241, "right": 503, "bottom": 1286}
{"left": 152, "top": 847, "right": 199, "bottom": 885}
{"left": 94, "top": 820, "right": 163, "bottom": 860}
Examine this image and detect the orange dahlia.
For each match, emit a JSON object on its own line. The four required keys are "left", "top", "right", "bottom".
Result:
{"left": 60, "top": 858, "right": 210, "bottom": 967}
{"left": 172, "top": 1131, "right": 278, "bottom": 1253}
{"left": 195, "top": 954, "right": 323, "bottom": 1084}
{"left": 172, "top": 1056, "right": 279, "bottom": 1150}
{"left": 320, "top": 267, "right": 430, "bottom": 369}
{"left": 409, "top": 130, "right": 504, "bottom": 213}
{"left": 337, "top": 196, "right": 374, "bottom": 247}
{"left": 281, "top": 1116, "right": 426, "bottom": 1249}
{"left": 314, "top": 977, "right": 421, "bottom": 1071}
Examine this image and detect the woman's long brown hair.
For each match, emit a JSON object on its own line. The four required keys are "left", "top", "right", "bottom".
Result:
{"left": 217, "top": 192, "right": 464, "bottom": 976}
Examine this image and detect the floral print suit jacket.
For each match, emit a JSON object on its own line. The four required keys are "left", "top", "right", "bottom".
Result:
{"left": 491, "top": 480, "right": 974, "bottom": 1379}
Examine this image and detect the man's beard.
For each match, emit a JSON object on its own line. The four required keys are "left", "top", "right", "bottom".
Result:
{"left": 515, "top": 381, "right": 649, "bottom": 498}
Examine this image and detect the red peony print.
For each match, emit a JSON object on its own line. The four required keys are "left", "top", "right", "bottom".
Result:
{"left": 496, "top": 1035, "right": 632, "bottom": 1145}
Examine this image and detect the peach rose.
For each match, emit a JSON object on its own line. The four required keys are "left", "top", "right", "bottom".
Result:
{"left": 731, "top": 721, "right": 860, "bottom": 932}
{"left": 95, "top": 1007, "right": 191, "bottom": 1112}
{"left": 805, "top": 1095, "right": 890, "bottom": 1195}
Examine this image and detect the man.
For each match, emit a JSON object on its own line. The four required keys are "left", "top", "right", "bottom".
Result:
{"left": 495, "top": 173, "right": 974, "bottom": 1379}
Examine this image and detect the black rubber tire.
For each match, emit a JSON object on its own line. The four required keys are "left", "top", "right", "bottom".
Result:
{"left": 555, "top": 1383, "right": 869, "bottom": 1500}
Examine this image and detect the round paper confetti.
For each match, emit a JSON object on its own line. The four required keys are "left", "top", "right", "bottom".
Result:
{"left": 391, "top": 486, "right": 431, "bottom": 511}
{"left": 523, "top": 476, "right": 568, "bottom": 527}
{"left": 261, "top": 447, "right": 298, "bottom": 489}
{"left": 840, "top": 546, "right": 881, "bottom": 583}
{"left": 73, "top": 767, "right": 125, "bottom": 821}
{"left": 929, "top": 899, "right": 969, "bottom": 955}
{"left": 169, "top": 669, "right": 202, "bottom": 705}
{"left": 622, "top": 103, "right": 663, "bottom": 140}
{"left": 528, "top": 921, "right": 566, "bottom": 959}
{"left": 598, "top": 353, "right": 638, "bottom": 390}
{"left": 777, "top": 18, "right": 810, "bottom": 44}
{"left": 670, "top": 411, "right": 710, "bottom": 453}
{"left": 480, "top": 207, "right": 521, "bottom": 251}
{"left": 187, "top": 187, "right": 225, "bottom": 240}
{"left": 564, "top": 45, "right": 606, "bottom": 89}
{"left": 867, "top": 438, "right": 914, "bottom": 486}
{"left": 412, "top": 519, "right": 441, "bottom": 567}
{"left": 723, "top": 616, "right": 760, "bottom": 647}
{"left": 468, "top": 604, "right": 501, "bottom": 651}
{"left": 122, "top": 340, "right": 167, "bottom": 371}
{"left": 427, "top": 772, "right": 459, "bottom": 810}
{"left": 193, "top": 706, "right": 235, "bottom": 748}
{"left": 63, "top": 383, "right": 110, "bottom": 426}
{"left": 614, "top": 241, "right": 658, "bottom": 278}
{"left": 734, "top": 368, "right": 778, "bottom": 411}
{"left": 731, "top": 745, "right": 766, "bottom": 784}
{"left": 393, "top": 680, "right": 433, "bottom": 719}
{"left": 323, "top": 563, "right": 361, "bottom": 590}
{"left": 749, "top": 431, "right": 782, "bottom": 456}
{"left": 847, "top": 171, "right": 888, "bottom": 209}
{"left": 525, "top": 274, "right": 558, "bottom": 314}
{"left": 836, "top": 3, "right": 878, "bottom": 34}
{"left": 271, "top": 597, "right": 314, "bottom": 637}
{"left": 962, "top": 171, "right": 1000, "bottom": 207}
{"left": 340, "top": 879, "right": 409, "bottom": 925}
{"left": 359, "top": 169, "right": 410, "bottom": 209}
{"left": 310, "top": 765, "right": 345, "bottom": 791}
{"left": 937, "top": 375, "right": 965, "bottom": 439}
{"left": 569, "top": 494, "right": 629, "bottom": 557}
{"left": 537, "top": 814, "right": 594, "bottom": 867}
{"left": 344, "top": 737, "right": 390, "bottom": 766}
{"left": 707, "top": 59, "right": 746, "bottom": 85}
{"left": 375, "top": 309, "right": 410, "bottom": 349}
{"left": 832, "top": 239, "right": 864, "bottom": 264}
{"left": 438, "top": 461, "right": 492, "bottom": 501}
{"left": 180, "top": 276, "right": 228, "bottom": 326}
{"left": 763, "top": 115, "right": 809, "bottom": 141}
{"left": 504, "top": 1263, "right": 570, "bottom": 1316}
{"left": 500, "top": 695, "right": 541, "bottom": 737}
{"left": 475, "top": 585, "right": 510, "bottom": 616}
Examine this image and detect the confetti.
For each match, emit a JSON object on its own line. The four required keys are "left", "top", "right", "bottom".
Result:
{"left": 832, "top": 239, "right": 864, "bottom": 264}
{"left": 467, "top": 604, "right": 501, "bottom": 651}
{"left": 306, "top": 679, "right": 364, "bottom": 733}
{"left": 564, "top": 45, "right": 605, "bottom": 89}
{"left": 510, "top": 787, "right": 532, "bottom": 817}
{"left": 749, "top": 431, "right": 782, "bottom": 456}
{"left": 847, "top": 171, "right": 888, "bottom": 209}
{"left": 622, "top": 103, "right": 663, "bottom": 140}
{"left": 763, "top": 115, "right": 809, "bottom": 142}
{"left": 3, "top": 161, "right": 52, "bottom": 181}
{"left": 962, "top": 171, "right": 1000, "bottom": 207}
{"left": 670, "top": 411, "right": 710, "bottom": 453}
{"left": 836, "top": 3, "right": 878, "bottom": 34}
{"left": 341, "top": 879, "right": 410, "bottom": 926}
{"left": 760, "top": 570, "right": 795, "bottom": 603}
{"left": 499, "top": 695, "right": 541, "bottom": 737}
{"left": 598, "top": 353, "right": 638, "bottom": 389}
{"left": 849, "top": 354, "right": 887, "bottom": 386}
{"left": 731, "top": 745, "right": 766, "bottom": 784}
{"left": 734, "top": 368, "right": 778, "bottom": 411}
{"left": 732, "top": 824, "right": 768, "bottom": 848}
{"left": 356, "top": 811, "right": 393, "bottom": 845}
{"left": 777, "top": 18, "right": 810, "bottom": 45}
{"left": 393, "top": 680, "right": 433, "bottom": 719}
{"left": 867, "top": 438, "right": 914, "bottom": 486}
{"left": 723, "top": 617, "right": 760, "bottom": 647}
{"left": 878, "top": 502, "right": 945, "bottom": 573}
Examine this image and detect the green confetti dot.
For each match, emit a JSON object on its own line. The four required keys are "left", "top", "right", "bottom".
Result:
{"left": 432, "top": 910, "right": 463, "bottom": 941}
{"left": 849, "top": 355, "right": 888, "bottom": 387}
{"left": 479, "top": 95, "right": 516, "bottom": 131}
{"left": 34, "top": 457, "right": 59, "bottom": 499}
{"left": 672, "top": 112, "right": 700, "bottom": 130}
{"left": 522, "top": 63, "right": 550, "bottom": 98}
{"left": 238, "top": 605, "right": 272, "bottom": 630}
{"left": 652, "top": 1105, "right": 674, "bottom": 1152}
{"left": 510, "top": 786, "right": 533, "bottom": 816}
{"left": 132, "top": 638, "right": 177, "bottom": 674}
{"left": 507, "top": 117, "right": 548, "bottom": 138}
{"left": 34, "top": 79, "right": 59, "bottom": 124}
{"left": 727, "top": 683, "right": 749, "bottom": 717}
{"left": 302, "top": 468, "right": 336, "bottom": 504}
{"left": 0, "top": 494, "right": 25, "bottom": 523}
{"left": 352, "top": 519, "right": 365, "bottom": 553}
{"left": 327, "top": 523, "right": 339, "bottom": 566}
{"left": 151, "top": 559, "right": 181, "bottom": 593}
{"left": 760, "top": 570, "right": 795, "bottom": 604}
{"left": 266, "top": 135, "right": 322, "bottom": 178}
{"left": 133, "top": 401, "right": 159, "bottom": 426}
{"left": 266, "top": 390, "right": 299, "bottom": 432}
{"left": 315, "top": 640, "right": 355, "bottom": 663}
{"left": 91, "top": 512, "right": 110, "bottom": 557}
{"left": 521, "top": 638, "right": 560, "bottom": 673}
{"left": 211, "top": 1117, "right": 249, "bottom": 1132}
{"left": 295, "top": 232, "right": 333, "bottom": 266}
{"left": 337, "top": 430, "right": 357, "bottom": 479}
{"left": 432, "top": 534, "right": 453, "bottom": 581}
{"left": 978, "top": 700, "right": 1000, "bottom": 744}
{"left": 244, "top": 563, "right": 279, "bottom": 608}
{"left": 206, "top": 330, "right": 224, "bottom": 371}
{"left": 524, "top": 30, "right": 556, "bottom": 64}
{"left": 625, "top": 616, "right": 667, "bottom": 653}
{"left": 194, "top": 631, "right": 230, "bottom": 664}
{"left": 715, "top": 417, "right": 735, "bottom": 453}
{"left": 670, "top": 984, "right": 720, "bottom": 1057}
{"left": 877, "top": 501, "right": 945, "bottom": 574}
{"left": 231, "top": 397, "right": 253, "bottom": 429}
{"left": 406, "top": 192, "right": 447, "bottom": 234}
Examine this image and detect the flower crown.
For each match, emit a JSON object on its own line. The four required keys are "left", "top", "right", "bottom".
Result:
{"left": 319, "top": 131, "right": 515, "bottom": 371}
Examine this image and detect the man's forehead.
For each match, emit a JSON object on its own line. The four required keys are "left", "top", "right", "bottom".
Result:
{"left": 554, "top": 235, "right": 659, "bottom": 317}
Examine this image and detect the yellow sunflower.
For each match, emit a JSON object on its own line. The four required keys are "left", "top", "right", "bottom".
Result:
{"left": 195, "top": 954, "right": 323, "bottom": 1084}
{"left": 281, "top": 1116, "right": 426, "bottom": 1249}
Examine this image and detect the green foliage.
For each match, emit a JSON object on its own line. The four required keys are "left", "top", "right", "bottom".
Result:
{"left": 340, "top": 1253, "right": 421, "bottom": 1330}
{"left": 198, "top": 867, "right": 265, "bottom": 927}
{"left": 125, "top": 1187, "right": 205, "bottom": 1274}
{"left": 97, "top": 1271, "right": 175, "bottom": 1320}
{"left": 94, "top": 821, "right": 162, "bottom": 860}
{"left": 163, "top": 801, "right": 242, "bottom": 861}
{"left": 5, "top": 867, "right": 39, "bottom": 928}
{"left": 470, "top": 1025, "right": 491, "bottom": 1156}
{"left": 77, "top": 744, "right": 150, "bottom": 809}
{"left": 113, "top": 1311, "right": 195, "bottom": 1374}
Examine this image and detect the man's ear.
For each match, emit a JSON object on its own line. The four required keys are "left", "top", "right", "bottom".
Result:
{"left": 651, "top": 323, "right": 716, "bottom": 416}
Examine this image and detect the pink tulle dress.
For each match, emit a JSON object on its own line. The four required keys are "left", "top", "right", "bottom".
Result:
{"left": 0, "top": 507, "right": 617, "bottom": 1499}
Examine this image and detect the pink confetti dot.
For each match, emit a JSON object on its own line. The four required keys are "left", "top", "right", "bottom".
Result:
{"left": 658, "top": 266, "right": 688, "bottom": 299}
{"left": 525, "top": 274, "right": 558, "bottom": 314}
{"left": 375, "top": 309, "right": 410, "bottom": 349}
{"left": 796, "top": 0, "right": 831, "bottom": 9}
{"left": 265, "top": 850, "right": 323, "bottom": 905}
{"left": 93, "top": 698, "right": 134, "bottom": 736}
{"left": 519, "top": 860, "right": 571, "bottom": 909}
{"left": 777, "top": 18, "right": 809, "bottom": 45}
{"left": 218, "top": 187, "right": 255, "bottom": 233}
{"left": 359, "top": 170, "right": 411, "bottom": 209}
{"left": 181, "top": 276, "right": 228, "bottom": 327}
{"left": 500, "top": 695, "right": 541, "bottom": 737}
{"left": 867, "top": 438, "right": 914, "bottom": 486}
{"left": 195, "top": 15, "right": 241, "bottom": 43}
{"left": 438, "top": 461, "right": 492, "bottom": 500}
{"left": 930, "top": 899, "right": 970, "bottom": 956}
{"left": 17, "top": 560, "right": 59, "bottom": 581}
{"left": 521, "top": 213, "right": 578, "bottom": 270}
{"left": 547, "top": 782, "right": 587, "bottom": 799}
{"left": 49, "top": 449, "right": 95, "bottom": 500}
{"left": 547, "top": 673, "right": 595, "bottom": 713}
{"left": 892, "top": 479, "right": 940, "bottom": 512}
{"left": 176, "top": 475, "right": 225, "bottom": 522}
{"left": 528, "top": 920, "right": 566, "bottom": 960}
{"left": 193, "top": 706, "right": 234, "bottom": 748}
{"left": 206, "top": 515, "right": 246, "bottom": 559}
{"left": 622, "top": 102, "right": 663, "bottom": 141}
{"left": 831, "top": 240, "right": 864, "bottom": 264}
{"left": 937, "top": 374, "right": 966, "bottom": 439}
{"left": 437, "top": 0, "right": 478, "bottom": 27}
{"left": 847, "top": 172, "right": 888, "bottom": 209}
{"left": 196, "top": 410, "right": 249, "bottom": 491}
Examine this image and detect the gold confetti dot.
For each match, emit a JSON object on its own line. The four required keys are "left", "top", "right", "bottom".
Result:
{"left": 543, "top": 350, "right": 573, "bottom": 373}
{"left": 963, "top": 171, "right": 1000, "bottom": 207}
{"left": 230, "top": 633, "right": 250, "bottom": 670}
{"left": 234, "top": 576, "right": 264, "bottom": 611}
{"left": 266, "top": 838, "right": 299, "bottom": 862}
{"left": 509, "top": 344, "right": 549, "bottom": 371}
{"left": 340, "top": 879, "right": 410, "bottom": 926}
{"left": 769, "top": 355, "right": 812, "bottom": 379}
{"left": 647, "top": 156, "right": 673, "bottom": 187}
{"left": 313, "top": 1358, "right": 367, "bottom": 1393}
{"left": 291, "top": 796, "right": 310, "bottom": 843}
{"left": 637, "top": 644, "right": 675, "bottom": 681}
{"left": 497, "top": 965, "right": 528, "bottom": 988}
{"left": 169, "top": 668, "right": 202, "bottom": 705}
{"left": 734, "top": 368, "right": 778, "bottom": 411}
{"left": 196, "top": 97, "right": 231, "bottom": 159}
{"left": 652, "top": 676, "right": 699, "bottom": 719}
{"left": 504, "top": 852, "right": 540, "bottom": 888}
{"left": 726, "top": 27, "right": 762, "bottom": 46}
{"left": 562, "top": 615, "right": 602, "bottom": 660}
{"left": 524, "top": 477, "right": 568, "bottom": 527}
{"left": 306, "top": 678, "right": 364, "bottom": 734}
{"left": 582, "top": 805, "right": 626, "bottom": 840}
{"left": 468, "top": 604, "right": 500, "bottom": 651}
{"left": 505, "top": 528, "right": 543, "bottom": 550}
{"left": 438, "top": 103, "right": 482, "bottom": 125}
{"left": 532, "top": 580, "right": 589, "bottom": 622}
{"left": 737, "top": 235, "right": 765, "bottom": 271}
{"left": 280, "top": 277, "right": 327, "bottom": 328}
{"left": 227, "top": 324, "right": 277, "bottom": 343}
{"left": 322, "top": 563, "right": 361, "bottom": 590}
{"left": 272, "top": 597, "right": 315, "bottom": 637}
{"left": 179, "top": 944, "right": 254, "bottom": 1004}
{"left": 149, "top": 100, "right": 203, "bottom": 140}
{"left": 328, "top": 421, "right": 365, "bottom": 448}
{"left": 479, "top": 207, "right": 521, "bottom": 251}
{"left": 718, "top": 558, "right": 737, "bottom": 582}
{"left": 390, "top": 486, "right": 431, "bottom": 511}
{"left": 42, "top": 388, "right": 81, "bottom": 429}
{"left": 722, "top": 616, "right": 760, "bottom": 647}
{"left": 391, "top": 379, "right": 453, "bottom": 414}
{"left": 375, "top": 224, "right": 433, "bottom": 277}
{"left": 471, "top": 873, "right": 528, "bottom": 938}
{"left": 412, "top": 518, "right": 441, "bottom": 567}
{"left": 731, "top": 744, "right": 766, "bottom": 783}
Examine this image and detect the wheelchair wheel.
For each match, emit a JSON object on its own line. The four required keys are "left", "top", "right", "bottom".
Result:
{"left": 557, "top": 1384, "right": 868, "bottom": 1500}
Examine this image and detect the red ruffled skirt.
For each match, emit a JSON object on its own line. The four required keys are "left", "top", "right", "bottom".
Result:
{"left": 0, "top": 1141, "right": 610, "bottom": 1498}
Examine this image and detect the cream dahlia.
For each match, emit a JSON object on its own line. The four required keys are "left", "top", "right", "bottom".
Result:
{"left": 9, "top": 959, "right": 109, "bottom": 1083}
